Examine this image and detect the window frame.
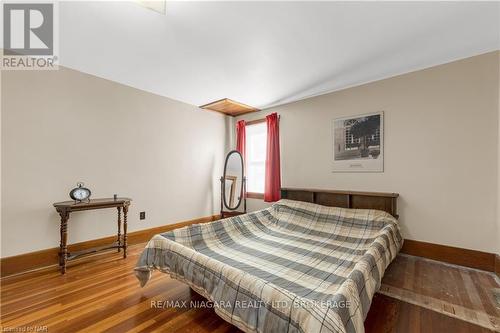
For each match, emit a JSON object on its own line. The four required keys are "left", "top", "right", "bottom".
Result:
{"left": 245, "top": 118, "right": 267, "bottom": 198}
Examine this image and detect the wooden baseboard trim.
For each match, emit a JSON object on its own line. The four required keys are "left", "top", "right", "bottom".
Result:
{"left": 495, "top": 254, "right": 500, "bottom": 279}
{"left": 0, "top": 214, "right": 220, "bottom": 277}
{"left": 401, "top": 239, "right": 496, "bottom": 272}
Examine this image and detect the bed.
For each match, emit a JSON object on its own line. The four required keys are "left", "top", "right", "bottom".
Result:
{"left": 135, "top": 188, "right": 402, "bottom": 333}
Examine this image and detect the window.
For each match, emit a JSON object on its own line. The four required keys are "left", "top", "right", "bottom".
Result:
{"left": 344, "top": 120, "right": 361, "bottom": 150}
{"left": 246, "top": 122, "right": 267, "bottom": 194}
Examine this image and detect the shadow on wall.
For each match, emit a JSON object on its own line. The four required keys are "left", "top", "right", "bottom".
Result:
{"left": 210, "top": 154, "right": 216, "bottom": 214}
{"left": 396, "top": 195, "right": 413, "bottom": 242}
{"left": 224, "top": 116, "right": 235, "bottom": 152}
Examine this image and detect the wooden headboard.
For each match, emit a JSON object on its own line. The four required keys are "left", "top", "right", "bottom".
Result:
{"left": 280, "top": 188, "right": 399, "bottom": 218}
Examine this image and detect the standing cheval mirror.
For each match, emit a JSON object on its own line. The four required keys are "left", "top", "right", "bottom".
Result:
{"left": 220, "top": 150, "right": 246, "bottom": 218}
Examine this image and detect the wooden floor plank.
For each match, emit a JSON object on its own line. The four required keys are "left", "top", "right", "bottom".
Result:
{"left": 1, "top": 246, "right": 498, "bottom": 333}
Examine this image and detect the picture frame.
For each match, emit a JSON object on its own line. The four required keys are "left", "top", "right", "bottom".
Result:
{"left": 332, "top": 111, "right": 384, "bottom": 172}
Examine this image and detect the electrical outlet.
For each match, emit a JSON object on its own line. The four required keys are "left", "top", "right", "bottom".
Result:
{"left": 140, "top": 212, "right": 146, "bottom": 220}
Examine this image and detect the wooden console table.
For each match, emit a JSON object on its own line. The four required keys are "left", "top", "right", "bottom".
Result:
{"left": 53, "top": 198, "right": 132, "bottom": 274}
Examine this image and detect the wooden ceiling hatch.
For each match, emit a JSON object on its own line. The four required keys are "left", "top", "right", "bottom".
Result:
{"left": 200, "top": 98, "right": 260, "bottom": 116}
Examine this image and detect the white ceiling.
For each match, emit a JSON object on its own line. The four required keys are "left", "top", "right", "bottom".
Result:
{"left": 60, "top": 1, "right": 500, "bottom": 110}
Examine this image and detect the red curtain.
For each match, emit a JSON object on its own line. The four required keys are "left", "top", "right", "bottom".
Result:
{"left": 236, "top": 120, "right": 246, "bottom": 163}
{"left": 264, "top": 113, "right": 281, "bottom": 202}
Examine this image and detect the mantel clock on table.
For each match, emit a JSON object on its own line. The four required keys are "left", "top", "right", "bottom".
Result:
{"left": 53, "top": 183, "right": 132, "bottom": 274}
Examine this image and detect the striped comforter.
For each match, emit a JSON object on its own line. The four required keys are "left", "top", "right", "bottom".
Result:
{"left": 135, "top": 199, "right": 402, "bottom": 333}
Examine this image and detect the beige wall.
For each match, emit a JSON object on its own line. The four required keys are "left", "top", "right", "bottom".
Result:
{"left": 238, "top": 51, "right": 500, "bottom": 253}
{"left": 497, "top": 51, "right": 500, "bottom": 255}
{"left": 1, "top": 67, "right": 227, "bottom": 257}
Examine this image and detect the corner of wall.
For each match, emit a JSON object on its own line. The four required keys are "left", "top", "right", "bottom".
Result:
{"left": 225, "top": 116, "right": 236, "bottom": 153}
{"left": 497, "top": 50, "right": 500, "bottom": 256}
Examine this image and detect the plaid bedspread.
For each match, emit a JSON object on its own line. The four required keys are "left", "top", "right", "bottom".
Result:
{"left": 135, "top": 199, "right": 402, "bottom": 333}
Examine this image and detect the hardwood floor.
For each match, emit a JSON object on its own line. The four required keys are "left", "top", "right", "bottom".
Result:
{"left": 365, "top": 294, "right": 495, "bottom": 333}
{"left": 1, "top": 244, "right": 498, "bottom": 333}
{"left": 378, "top": 254, "right": 499, "bottom": 331}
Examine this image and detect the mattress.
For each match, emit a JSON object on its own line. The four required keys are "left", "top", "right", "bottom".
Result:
{"left": 135, "top": 199, "right": 403, "bottom": 333}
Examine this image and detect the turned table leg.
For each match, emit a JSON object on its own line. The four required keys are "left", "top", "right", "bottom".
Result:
{"left": 58, "top": 210, "right": 69, "bottom": 274}
{"left": 123, "top": 205, "right": 128, "bottom": 258}
{"left": 117, "top": 207, "right": 122, "bottom": 252}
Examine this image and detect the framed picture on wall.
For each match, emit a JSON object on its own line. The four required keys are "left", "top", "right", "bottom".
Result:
{"left": 332, "top": 111, "right": 384, "bottom": 172}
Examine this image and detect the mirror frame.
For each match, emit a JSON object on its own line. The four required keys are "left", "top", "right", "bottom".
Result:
{"left": 222, "top": 150, "right": 244, "bottom": 210}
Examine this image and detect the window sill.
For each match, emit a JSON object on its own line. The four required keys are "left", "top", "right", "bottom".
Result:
{"left": 247, "top": 192, "right": 264, "bottom": 200}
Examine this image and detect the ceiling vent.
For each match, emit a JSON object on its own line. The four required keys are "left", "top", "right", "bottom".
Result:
{"left": 200, "top": 98, "right": 260, "bottom": 117}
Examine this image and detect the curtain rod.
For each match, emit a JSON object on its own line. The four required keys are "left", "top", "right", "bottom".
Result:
{"left": 245, "top": 115, "right": 280, "bottom": 126}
